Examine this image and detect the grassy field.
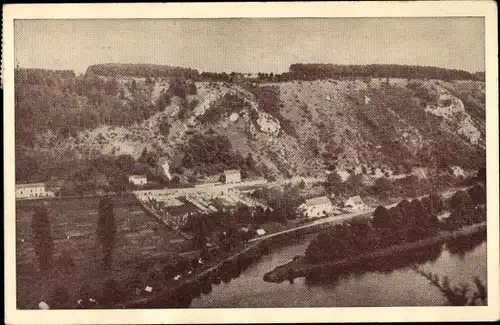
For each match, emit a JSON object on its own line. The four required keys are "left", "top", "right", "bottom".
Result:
{"left": 16, "top": 195, "right": 189, "bottom": 309}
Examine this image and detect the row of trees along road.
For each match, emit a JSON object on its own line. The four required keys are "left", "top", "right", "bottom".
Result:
{"left": 31, "top": 197, "right": 117, "bottom": 274}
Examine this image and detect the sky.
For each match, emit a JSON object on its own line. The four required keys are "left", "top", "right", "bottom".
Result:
{"left": 14, "top": 18, "right": 485, "bottom": 74}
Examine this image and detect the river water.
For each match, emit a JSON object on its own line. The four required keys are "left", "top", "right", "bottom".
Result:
{"left": 191, "top": 234, "right": 487, "bottom": 307}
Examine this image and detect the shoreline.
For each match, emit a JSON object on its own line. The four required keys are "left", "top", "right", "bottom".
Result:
{"left": 263, "top": 222, "right": 487, "bottom": 283}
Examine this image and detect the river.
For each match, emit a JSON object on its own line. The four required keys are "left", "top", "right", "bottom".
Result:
{"left": 191, "top": 234, "right": 487, "bottom": 307}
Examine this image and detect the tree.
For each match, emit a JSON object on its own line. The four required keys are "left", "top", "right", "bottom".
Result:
{"left": 467, "top": 184, "right": 486, "bottom": 205}
{"left": 245, "top": 153, "right": 256, "bottom": 171}
{"left": 449, "top": 190, "right": 471, "bottom": 210}
{"left": 372, "top": 205, "right": 391, "bottom": 229}
{"left": 376, "top": 206, "right": 406, "bottom": 245}
{"left": 408, "top": 199, "right": 439, "bottom": 239}
{"left": 372, "top": 178, "right": 394, "bottom": 199}
{"left": 192, "top": 215, "right": 206, "bottom": 250}
{"left": 96, "top": 196, "right": 117, "bottom": 267}
{"left": 158, "top": 117, "right": 171, "bottom": 138}
{"left": 100, "top": 279, "right": 124, "bottom": 306}
{"left": 31, "top": 204, "right": 54, "bottom": 273}
{"left": 429, "top": 193, "right": 445, "bottom": 214}
{"left": 476, "top": 167, "right": 486, "bottom": 185}
{"left": 449, "top": 190, "right": 474, "bottom": 225}
{"left": 109, "top": 172, "right": 128, "bottom": 194}
{"left": 59, "top": 249, "right": 75, "bottom": 273}
{"left": 298, "top": 180, "right": 306, "bottom": 189}
{"left": 326, "top": 172, "right": 344, "bottom": 194}
{"left": 51, "top": 285, "right": 70, "bottom": 308}
{"left": 347, "top": 222, "right": 378, "bottom": 252}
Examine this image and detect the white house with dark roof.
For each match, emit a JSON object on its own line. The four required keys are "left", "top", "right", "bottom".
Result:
{"left": 343, "top": 195, "right": 367, "bottom": 212}
{"left": 129, "top": 175, "right": 147, "bottom": 186}
{"left": 15, "top": 183, "right": 54, "bottom": 199}
{"left": 224, "top": 169, "right": 241, "bottom": 184}
{"left": 297, "top": 196, "right": 334, "bottom": 219}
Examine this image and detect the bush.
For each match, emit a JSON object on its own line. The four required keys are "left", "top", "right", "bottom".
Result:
{"left": 100, "top": 279, "right": 125, "bottom": 306}
{"left": 371, "top": 178, "right": 395, "bottom": 199}
{"left": 372, "top": 205, "right": 391, "bottom": 229}
{"left": 467, "top": 184, "right": 486, "bottom": 205}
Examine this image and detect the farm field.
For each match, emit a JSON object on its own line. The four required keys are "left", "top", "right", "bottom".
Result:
{"left": 16, "top": 195, "right": 189, "bottom": 309}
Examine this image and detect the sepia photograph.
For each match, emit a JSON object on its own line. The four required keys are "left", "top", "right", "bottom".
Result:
{"left": 3, "top": 1, "right": 499, "bottom": 324}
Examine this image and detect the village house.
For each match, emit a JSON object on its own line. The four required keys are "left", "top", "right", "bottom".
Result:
{"left": 411, "top": 167, "right": 428, "bottom": 180}
{"left": 297, "top": 196, "right": 335, "bottom": 219}
{"left": 256, "top": 228, "right": 266, "bottom": 236}
{"left": 128, "top": 175, "right": 147, "bottom": 186}
{"left": 450, "top": 165, "right": 465, "bottom": 178}
{"left": 15, "top": 183, "right": 54, "bottom": 199}
{"left": 224, "top": 169, "right": 241, "bottom": 184}
{"left": 343, "top": 195, "right": 367, "bottom": 212}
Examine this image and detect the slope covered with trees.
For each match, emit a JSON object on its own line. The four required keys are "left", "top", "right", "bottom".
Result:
{"left": 15, "top": 64, "right": 485, "bottom": 196}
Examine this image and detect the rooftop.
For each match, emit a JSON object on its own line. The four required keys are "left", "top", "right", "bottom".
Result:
{"left": 163, "top": 201, "right": 199, "bottom": 216}
{"left": 345, "top": 195, "right": 364, "bottom": 204}
{"left": 304, "top": 196, "right": 332, "bottom": 207}
{"left": 129, "top": 175, "right": 147, "bottom": 179}
{"left": 16, "top": 183, "right": 45, "bottom": 189}
{"left": 224, "top": 169, "right": 240, "bottom": 175}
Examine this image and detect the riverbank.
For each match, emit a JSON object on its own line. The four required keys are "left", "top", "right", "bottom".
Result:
{"left": 263, "top": 222, "right": 487, "bottom": 283}
{"left": 115, "top": 240, "right": 266, "bottom": 308}
{"left": 114, "top": 186, "right": 470, "bottom": 308}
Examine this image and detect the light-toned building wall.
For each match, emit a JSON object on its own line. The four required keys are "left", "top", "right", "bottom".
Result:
{"left": 16, "top": 184, "right": 48, "bottom": 199}
{"left": 129, "top": 175, "right": 147, "bottom": 186}
{"left": 304, "top": 204, "right": 334, "bottom": 218}
{"left": 224, "top": 170, "right": 241, "bottom": 184}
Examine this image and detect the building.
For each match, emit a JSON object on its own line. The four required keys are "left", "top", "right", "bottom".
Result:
{"left": 411, "top": 167, "right": 428, "bottom": 180}
{"left": 343, "top": 196, "right": 366, "bottom": 212}
{"left": 256, "top": 228, "right": 266, "bottom": 236}
{"left": 224, "top": 169, "right": 241, "bottom": 184}
{"left": 16, "top": 183, "right": 54, "bottom": 199}
{"left": 450, "top": 165, "right": 465, "bottom": 178}
{"left": 129, "top": 175, "right": 147, "bottom": 186}
{"left": 297, "top": 196, "right": 334, "bottom": 219}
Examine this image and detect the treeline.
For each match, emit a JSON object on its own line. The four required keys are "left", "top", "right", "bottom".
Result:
{"left": 305, "top": 184, "right": 486, "bottom": 263}
{"left": 288, "top": 64, "right": 484, "bottom": 81}
{"left": 85, "top": 63, "right": 485, "bottom": 83}
{"left": 326, "top": 172, "right": 462, "bottom": 202}
{"left": 86, "top": 63, "right": 199, "bottom": 80}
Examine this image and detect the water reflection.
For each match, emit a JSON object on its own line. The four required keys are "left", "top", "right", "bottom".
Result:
{"left": 446, "top": 231, "right": 486, "bottom": 257}
{"left": 190, "top": 231, "right": 486, "bottom": 308}
{"left": 145, "top": 232, "right": 488, "bottom": 308}
{"left": 304, "top": 242, "right": 444, "bottom": 285}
